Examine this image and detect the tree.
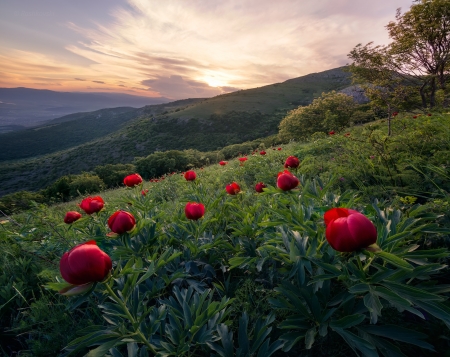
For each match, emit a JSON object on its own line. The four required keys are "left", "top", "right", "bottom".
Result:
{"left": 349, "top": 0, "right": 450, "bottom": 109}
{"left": 278, "top": 91, "right": 357, "bottom": 141}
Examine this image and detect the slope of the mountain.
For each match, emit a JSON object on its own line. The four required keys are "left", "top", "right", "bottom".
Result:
{"left": 0, "top": 67, "right": 351, "bottom": 162}
{"left": 0, "top": 99, "right": 204, "bottom": 161}
{"left": 0, "top": 67, "right": 352, "bottom": 196}
{"left": 0, "top": 87, "right": 170, "bottom": 128}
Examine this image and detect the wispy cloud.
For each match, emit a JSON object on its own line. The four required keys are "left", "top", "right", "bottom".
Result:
{"left": 0, "top": 0, "right": 413, "bottom": 99}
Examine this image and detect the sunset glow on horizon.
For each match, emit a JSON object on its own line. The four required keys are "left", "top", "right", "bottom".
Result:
{"left": 0, "top": 0, "right": 413, "bottom": 100}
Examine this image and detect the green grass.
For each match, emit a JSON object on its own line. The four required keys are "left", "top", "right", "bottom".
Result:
{"left": 1, "top": 121, "right": 449, "bottom": 355}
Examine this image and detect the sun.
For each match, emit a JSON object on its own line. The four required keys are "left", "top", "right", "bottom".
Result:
{"left": 203, "top": 76, "right": 227, "bottom": 88}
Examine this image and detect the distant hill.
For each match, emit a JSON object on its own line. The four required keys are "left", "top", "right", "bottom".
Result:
{"left": 0, "top": 87, "right": 169, "bottom": 131}
{"left": 0, "top": 67, "right": 352, "bottom": 196}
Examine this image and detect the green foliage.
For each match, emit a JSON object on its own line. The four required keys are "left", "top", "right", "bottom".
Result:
{"left": 0, "top": 190, "right": 46, "bottom": 215}
{"left": 135, "top": 150, "right": 212, "bottom": 178}
{"left": 1, "top": 111, "right": 450, "bottom": 356}
{"left": 44, "top": 173, "right": 105, "bottom": 202}
{"left": 349, "top": 0, "right": 450, "bottom": 110}
{"left": 294, "top": 114, "right": 450, "bottom": 199}
{"left": 94, "top": 163, "right": 136, "bottom": 188}
{"left": 278, "top": 91, "right": 364, "bottom": 141}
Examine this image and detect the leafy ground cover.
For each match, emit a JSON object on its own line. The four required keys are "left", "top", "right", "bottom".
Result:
{"left": 1, "top": 113, "right": 449, "bottom": 356}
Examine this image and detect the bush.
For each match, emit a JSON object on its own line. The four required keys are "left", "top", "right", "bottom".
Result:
{"left": 44, "top": 174, "right": 105, "bottom": 202}
{"left": 279, "top": 91, "right": 359, "bottom": 141}
{"left": 68, "top": 173, "right": 105, "bottom": 197}
{"left": 0, "top": 191, "right": 46, "bottom": 215}
{"left": 94, "top": 163, "right": 136, "bottom": 188}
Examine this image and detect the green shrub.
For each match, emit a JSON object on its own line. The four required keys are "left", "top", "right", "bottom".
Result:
{"left": 94, "top": 163, "right": 136, "bottom": 188}
{"left": 68, "top": 173, "right": 105, "bottom": 197}
{"left": 0, "top": 191, "right": 46, "bottom": 215}
{"left": 279, "top": 91, "right": 358, "bottom": 140}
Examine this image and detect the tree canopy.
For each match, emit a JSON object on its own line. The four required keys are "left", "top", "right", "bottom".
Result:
{"left": 278, "top": 91, "right": 358, "bottom": 141}
{"left": 349, "top": 0, "right": 450, "bottom": 109}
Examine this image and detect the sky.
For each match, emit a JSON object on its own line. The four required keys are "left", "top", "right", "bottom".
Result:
{"left": 0, "top": 0, "right": 414, "bottom": 100}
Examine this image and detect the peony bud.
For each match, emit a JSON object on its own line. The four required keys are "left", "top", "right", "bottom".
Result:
{"left": 226, "top": 182, "right": 241, "bottom": 195}
{"left": 324, "top": 208, "right": 377, "bottom": 252}
{"left": 284, "top": 156, "right": 300, "bottom": 169}
{"left": 185, "top": 202, "right": 205, "bottom": 220}
{"left": 123, "top": 173, "right": 143, "bottom": 187}
{"left": 59, "top": 240, "right": 112, "bottom": 285}
{"left": 107, "top": 210, "right": 136, "bottom": 234}
{"left": 219, "top": 161, "right": 228, "bottom": 166}
{"left": 277, "top": 170, "right": 299, "bottom": 191}
{"left": 184, "top": 170, "right": 196, "bottom": 181}
{"left": 79, "top": 196, "right": 104, "bottom": 215}
{"left": 64, "top": 211, "right": 82, "bottom": 224}
{"left": 255, "top": 182, "right": 266, "bottom": 193}
{"left": 260, "top": 151, "right": 266, "bottom": 155}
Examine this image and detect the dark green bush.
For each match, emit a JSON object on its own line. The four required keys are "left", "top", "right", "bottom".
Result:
{"left": 94, "top": 163, "right": 136, "bottom": 188}
{"left": 68, "top": 173, "right": 105, "bottom": 197}
{"left": 0, "top": 191, "right": 46, "bottom": 215}
{"left": 44, "top": 173, "right": 105, "bottom": 202}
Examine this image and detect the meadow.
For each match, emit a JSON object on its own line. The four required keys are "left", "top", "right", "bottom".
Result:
{"left": 1, "top": 113, "right": 449, "bottom": 356}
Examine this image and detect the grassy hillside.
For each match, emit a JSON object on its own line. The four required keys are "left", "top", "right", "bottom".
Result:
{"left": 0, "top": 67, "right": 352, "bottom": 196}
{"left": 0, "top": 99, "right": 204, "bottom": 162}
{"left": 1, "top": 114, "right": 449, "bottom": 356}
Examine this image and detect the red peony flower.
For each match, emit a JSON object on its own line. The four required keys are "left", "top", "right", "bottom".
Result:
{"left": 64, "top": 211, "right": 82, "bottom": 224}
{"left": 219, "top": 161, "right": 228, "bottom": 166}
{"left": 413, "top": 116, "right": 417, "bottom": 119}
{"left": 255, "top": 182, "right": 266, "bottom": 193}
{"left": 392, "top": 112, "right": 398, "bottom": 117}
{"left": 277, "top": 147, "right": 282, "bottom": 151}
{"left": 79, "top": 196, "right": 104, "bottom": 215}
{"left": 324, "top": 208, "right": 377, "bottom": 252}
{"left": 184, "top": 170, "right": 197, "bottom": 181}
{"left": 329, "top": 131, "right": 335, "bottom": 135}
{"left": 226, "top": 182, "right": 241, "bottom": 195}
{"left": 108, "top": 210, "right": 136, "bottom": 234}
{"left": 123, "top": 173, "right": 143, "bottom": 187}
{"left": 260, "top": 151, "right": 266, "bottom": 155}
{"left": 428, "top": 113, "right": 432, "bottom": 116}
{"left": 284, "top": 156, "right": 300, "bottom": 169}
{"left": 59, "top": 240, "right": 112, "bottom": 285}
{"left": 185, "top": 202, "right": 205, "bottom": 220}
{"left": 277, "top": 170, "right": 299, "bottom": 191}
{"left": 141, "top": 189, "right": 149, "bottom": 196}
{"left": 239, "top": 157, "right": 248, "bottom": 162}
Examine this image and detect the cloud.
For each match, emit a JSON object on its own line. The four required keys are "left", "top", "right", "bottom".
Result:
{"left": 142, "top": 75, "right": 228, "bottom": 99}
{"left": 1, "top": 0, "right": 413, "bottom": 98}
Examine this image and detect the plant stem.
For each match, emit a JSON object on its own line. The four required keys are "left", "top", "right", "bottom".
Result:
{"left": 363, "top": 256, "right": 375, "bottom": 272}
{"left": 104, "top": 283, "right": 157, "bottom": 355}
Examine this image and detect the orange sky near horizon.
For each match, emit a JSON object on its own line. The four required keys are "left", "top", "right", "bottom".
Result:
{"left": 0, "top": 0, "right": 414, "bottom": 100}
